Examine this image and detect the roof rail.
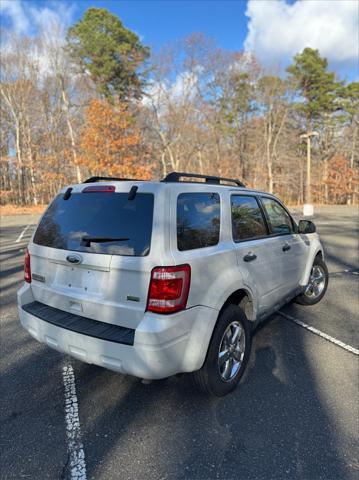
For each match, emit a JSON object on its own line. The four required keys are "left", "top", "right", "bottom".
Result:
{"left": 83, "top": 176, "right": 139, "bottom": 183}
{"left": 162, "top": 172, "right": 245, "bottom": 187}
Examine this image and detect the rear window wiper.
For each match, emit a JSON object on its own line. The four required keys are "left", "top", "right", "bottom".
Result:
{"left": 81, "top": 236, "right": 130, "bottom": 247}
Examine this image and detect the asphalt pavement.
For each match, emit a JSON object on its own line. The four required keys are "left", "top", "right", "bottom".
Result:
{"left": 1, "top": 205, "right": 358, "bottom": 480}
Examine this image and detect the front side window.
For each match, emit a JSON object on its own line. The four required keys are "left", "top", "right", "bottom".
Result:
{"left": 33, "top": 192, "right": 154, "bottom": 256}
{"left": 261, "top": 197, "right": 293, "bottom": 235}
{"left": 177, "top": 192, "right": 220, "bottom": 251}
{"left": 231, "top": 195, "right": 267, "bottom": 241}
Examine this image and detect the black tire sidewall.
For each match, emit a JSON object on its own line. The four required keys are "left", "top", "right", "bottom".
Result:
{"left": 203, "top": 305, "right": 251, "bottom": 396}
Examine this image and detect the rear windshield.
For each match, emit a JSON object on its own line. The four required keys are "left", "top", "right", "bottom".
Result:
{"left": 33, "top": 192, "right": 154, "bottom": 256}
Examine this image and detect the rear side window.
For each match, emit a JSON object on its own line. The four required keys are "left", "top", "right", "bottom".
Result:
{"left": 231, "top": 195, "right": 267, "bottom": 241}
{"left": 177, "top": 192, "right": 220, "bottom": 251}
{"left": 33, "top": 192, "right": 154, "bottom": 256}
{"left": 261, "top": 197, "right": 293, "bottom": 235}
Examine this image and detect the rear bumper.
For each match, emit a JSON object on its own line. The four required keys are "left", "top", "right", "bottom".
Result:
{"left": 17, "top": 284, "right": 218, "bottom": 379}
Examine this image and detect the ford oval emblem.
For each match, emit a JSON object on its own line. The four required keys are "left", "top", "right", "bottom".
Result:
{"left": 66, "top": 254, "right": 82, "bottom": 264}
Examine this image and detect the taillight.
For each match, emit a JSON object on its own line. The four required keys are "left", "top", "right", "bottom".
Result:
{"left": 147, "top": 264, "right": 191, "bottom": 314}
{"left": 24, "top": 248, "right": 31, "bottom": 283}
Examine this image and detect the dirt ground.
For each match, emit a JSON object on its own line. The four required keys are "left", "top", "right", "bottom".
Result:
{"left": 0, "top": 204, "right": 46, "bottom": 216}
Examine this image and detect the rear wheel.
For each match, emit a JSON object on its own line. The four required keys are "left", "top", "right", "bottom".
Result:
{"left": 295, "top": 256, "right": 328, "bottom": 305}
{"left": 192, "top": 305, "right": 251, "bottom": 396}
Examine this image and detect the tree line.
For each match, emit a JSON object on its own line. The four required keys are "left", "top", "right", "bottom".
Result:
{"left": 1, "top": 8, "right": 358, "bottom": 206}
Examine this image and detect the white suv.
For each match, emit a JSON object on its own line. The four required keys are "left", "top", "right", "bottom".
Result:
{"left": 18, "top": 172, "right": 328, "bottom": 396}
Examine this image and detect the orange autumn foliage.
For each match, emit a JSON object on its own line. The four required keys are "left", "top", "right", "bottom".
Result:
{"left": 325, "top": 155, "right": 358, "bottom": 203}
{"left": 80, "top": 99, "right": 152, "bottom": 178}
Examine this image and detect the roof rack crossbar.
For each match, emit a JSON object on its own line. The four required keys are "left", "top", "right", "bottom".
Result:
{"left": 162, "top": 172, "right": 245, "bottom": 188}
{"left": 83, "top": 176, "right": 139, "bottom": 183}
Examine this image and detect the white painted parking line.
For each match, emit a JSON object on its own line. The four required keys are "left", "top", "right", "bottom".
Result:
{"left": 279, "top": 311, "right": 359, "bottom": 356}
{"left": 330, "top": 269, "right": 359, "bottom": 277}
{"left": 62, "top": 364, "right": 87, "bottom": 480}
{"left": 15, "top": 225, "right": 31, "bottom": 243}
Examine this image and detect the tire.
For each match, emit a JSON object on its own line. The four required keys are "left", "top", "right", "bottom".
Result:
{"left": 295, "top": 256, "right": 329, "bottom": 306}
{"left": 192, "top": 304, "right": 251, "bottom": 397}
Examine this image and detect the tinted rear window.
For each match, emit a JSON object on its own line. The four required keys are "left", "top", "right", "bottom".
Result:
{"left": 33, "top": 192, "right": 154, "bottom": 256}
{"left": 177, "top": 192, "right": 220, "bottom": 251}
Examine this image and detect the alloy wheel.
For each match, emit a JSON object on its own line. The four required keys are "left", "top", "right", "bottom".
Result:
{"left": 304, "top": 265, "right": 326, "bottom": 298}
{"left": 218, "top": 321, "right": 245, "bottom": 382}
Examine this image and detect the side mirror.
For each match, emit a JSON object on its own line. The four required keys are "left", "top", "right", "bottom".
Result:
{"left": 298, "top": 219, "right": 316, "bottom": 234}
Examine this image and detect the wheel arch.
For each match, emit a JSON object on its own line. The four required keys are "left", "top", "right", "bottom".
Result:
{"left": 315, "top": 250, "right": 324, "bottom": 260}
{"left": 219, "top": 288, "right": 255, "bottom": 324}
{"left": 300, "top": 237, "right": 325, "bottom": 286}
{"left": 192, "top": 288, "right": 254, "bottom": 381}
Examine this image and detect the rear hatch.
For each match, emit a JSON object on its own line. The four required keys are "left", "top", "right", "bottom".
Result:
{"left": 28, "top": 183, "right": 167, "bottom": 329}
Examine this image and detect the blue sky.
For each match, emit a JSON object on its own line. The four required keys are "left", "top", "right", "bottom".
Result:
{"left": 89, "top": 1, "right": 249, "bottom": 52}
{"left": 1, "top": 0, "right": 358, "bottom": 80}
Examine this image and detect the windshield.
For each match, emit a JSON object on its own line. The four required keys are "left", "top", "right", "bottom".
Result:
{"left": 33, "top": 192, "right": 154, "bottom": 256}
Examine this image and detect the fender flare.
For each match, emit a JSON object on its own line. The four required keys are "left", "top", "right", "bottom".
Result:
{"left": 300, "top": 246, "right": 324, "bottom": 286}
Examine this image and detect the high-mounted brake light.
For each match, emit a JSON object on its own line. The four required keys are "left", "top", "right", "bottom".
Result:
{"left": 24, "top": 248, "right": 31, "bottom": 283}
{"left": 82, "top": 185, "right": 115, "bottom": 193}
{"left": 147, "top": 264, "right": 191, "bottom": 314}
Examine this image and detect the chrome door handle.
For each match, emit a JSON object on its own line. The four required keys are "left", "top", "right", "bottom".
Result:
{"left": 282, "top": 243, "right": 291, "bottom": 252}
{"left": 243, "top": 252, "right": 257, "bottom": 262}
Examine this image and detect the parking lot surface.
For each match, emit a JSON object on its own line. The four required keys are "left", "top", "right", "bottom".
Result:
{"left": 1, "top": 205, "right": 358, "bottom": 480}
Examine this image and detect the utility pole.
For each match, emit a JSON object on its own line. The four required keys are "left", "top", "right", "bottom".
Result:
{"left": 300, "top": 131, "right": 319, "bottom": 216}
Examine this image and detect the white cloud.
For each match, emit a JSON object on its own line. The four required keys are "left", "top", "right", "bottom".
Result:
{"left": 142, "top": 80, "right": 167, "bottom": 108}
{"left": 0, "top": 0, "right": 77, "bottom": 81}
{"left": 0, "top": 0, "right": 76, "bottom": 39}
{"left": 30, "top": 5, "right": 75, "bottom": 41}
{"left": 143, "top": 71, "right": 199, "bottom": 112}
{"left": 170, "top": 71, "right": 199, "bottom": 100}
{"left": 0, "top": 0, "right": 30, "bottom": 34}
{"left": 244, "top": 0, "right": 359, "bottom": 67}
{"left": 1, "top": 0, "right": 76, "bottom": 78}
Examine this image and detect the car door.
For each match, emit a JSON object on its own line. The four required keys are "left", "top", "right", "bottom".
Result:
{"left": 231, "top": 194, "right": 287, "bottom": 316}
{"left": 259, "top": 196, "right": 309, "bottom": 295}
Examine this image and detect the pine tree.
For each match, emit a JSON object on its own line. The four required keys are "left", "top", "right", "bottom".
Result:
{"left": 67, "top": 8, "right": 149, "bottom": 101}
{"left": 287, "top": 48, "right": 341, "bottom": 129}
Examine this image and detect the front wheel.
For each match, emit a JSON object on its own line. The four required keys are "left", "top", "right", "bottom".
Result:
{"left": 295, "top": 256, "right": 329, "bottom": 306}
{"left": 192, "top": 305, "right": 251, "bottom": 396}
